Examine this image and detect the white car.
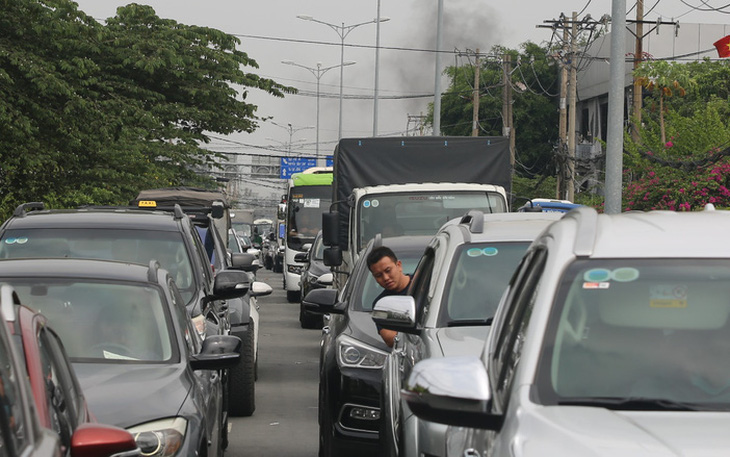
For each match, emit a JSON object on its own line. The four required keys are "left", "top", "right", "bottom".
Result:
{"left": 402, "top": 205, "right": 730, "bottom": 456}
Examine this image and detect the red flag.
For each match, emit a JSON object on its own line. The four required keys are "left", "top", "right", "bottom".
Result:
{"left": 714, "top": 35, "right": 730, "bottom": 58}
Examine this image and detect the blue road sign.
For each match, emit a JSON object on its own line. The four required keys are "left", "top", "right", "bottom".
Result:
{"left": 280, "top": 157, "right": 317, "bottom": 179}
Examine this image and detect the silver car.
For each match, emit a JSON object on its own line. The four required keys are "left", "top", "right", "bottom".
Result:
{"left": 402, "top": 205, "right": 730, "bottom": 456}
{"left": 373, "top": 210, "right": 562, "bottom": 457}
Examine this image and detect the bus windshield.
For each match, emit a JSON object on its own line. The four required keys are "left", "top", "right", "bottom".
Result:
{"left": 287, "top": 185, "right": 331, "bottom": 251}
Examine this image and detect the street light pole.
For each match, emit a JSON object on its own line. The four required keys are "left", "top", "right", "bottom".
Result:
{"left": 271, "top": 122, "right": 313, "bottom": 156}
{"left": 281, "top": 60, "right": 355, "bottom": 164}
{"left": 297, "top": 14, "right": 390, "bottom": 140}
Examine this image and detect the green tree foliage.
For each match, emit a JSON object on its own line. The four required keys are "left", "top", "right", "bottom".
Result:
{"left": 437, "top": 42, "right": 560, "bottom": 180}
{"left": 0, "top": 0, "right": 292, "bottom": 220}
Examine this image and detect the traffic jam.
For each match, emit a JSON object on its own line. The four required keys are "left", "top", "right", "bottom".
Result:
{"left": 3, "top": 0, "right": 730, "bottom": 456}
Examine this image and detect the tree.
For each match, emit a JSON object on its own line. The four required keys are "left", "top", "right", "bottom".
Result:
{"left": 0, "top": 0, "right": 293, "bottom": 220}
{"left": 435, "top": 42, "right": 560, "bottom": 181}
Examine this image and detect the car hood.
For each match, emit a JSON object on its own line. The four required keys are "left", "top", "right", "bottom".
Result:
{"left": 434, "top": 326, "right": 490, "bottom": 358}
{"left": 518, "top": 404, "right": 730, "bottom": 456}
{"left": 308, "top": 260, "right": 330, "bottom": 277}
{"left": 73, "top": 362, "right": 191, "bottom": 428}
{"left": 347, "top": 310, "right": 390, "bottom": 352}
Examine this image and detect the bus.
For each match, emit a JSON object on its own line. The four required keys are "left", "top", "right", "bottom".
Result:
{"left": 283, "top": 167, "right": 333, "bottom": 302}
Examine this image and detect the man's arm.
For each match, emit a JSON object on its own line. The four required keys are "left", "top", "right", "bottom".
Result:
{"left": 379, "top": 328, "right": 397, "bottom": 348}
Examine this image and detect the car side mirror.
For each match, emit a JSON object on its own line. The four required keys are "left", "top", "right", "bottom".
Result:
{"left": 211, "top": 270, "right": 249, "bottom": 300}
{"left": 302, "top": 288, "right": 344, "bottom": 315}
{"left": 190, "top": 335, "right": 242, "bottom": 370}
{"left": 250, "top": 281, "right": 273, "bottom": 298}
{"left": 317, "top": 273, "right": 334, "bottom": 287}
{"left": 372, "top": 295, "right": 420, "bottom": 335}
{"left": 322, "top": 212, "right": 339, "bottom": 246}
{"left": 230, "top": 253, "right": 260, "bottom": 272}
{"left": 294, "top": 252, "right": 309, "bottom": 263}
{"left": 323, "top": 247, "right": 342, "bottom": 267}
{"left": 71, "top": 423, "right": 139, "bottom": 457}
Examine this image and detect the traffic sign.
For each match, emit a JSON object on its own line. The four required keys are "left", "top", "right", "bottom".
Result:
{"left": 280, "top": 157, "right": 317, "bottom": 179}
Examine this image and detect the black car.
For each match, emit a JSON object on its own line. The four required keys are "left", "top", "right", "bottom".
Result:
{"left": 0, "top": 258, "right": 245, "bottom": 457}
{"left": 302, "top": 235, "right": 430, "bottom": 457}
{"left": 296, "top": 230, "right": 332, "bottom": 329}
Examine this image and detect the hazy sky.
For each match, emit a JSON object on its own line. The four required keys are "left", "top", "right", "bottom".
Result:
{"left": 71, "top": 0, "right": 725, "bottom": 163}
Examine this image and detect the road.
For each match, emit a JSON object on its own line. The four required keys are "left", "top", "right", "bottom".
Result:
{"left": 227, "top": 268, "right": 322, "bottom": 457}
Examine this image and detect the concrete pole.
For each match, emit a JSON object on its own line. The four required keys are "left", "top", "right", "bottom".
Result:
{"left": 567, "top": 11, "right": 578, "bottom": 202}
{"left": 558, "top": 22, "right": 569, "bottom": 199}
{"left": 338, "top": 26, "right": 345, "bottom": 140}
{"left": 472, "top": 49, "right": 481, "bottom": 137}
{"left": 605, "top": 0, "right": 628, "bottom": 214}
{"left": 373, "top": 0, "right": 382, "bottom": 136}
{"left": 631, "top": 0, "right": 644, "bottom": 142}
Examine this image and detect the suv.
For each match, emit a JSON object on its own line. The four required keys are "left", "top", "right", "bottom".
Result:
{"left": 0, "top": 202, "right": 268, "bottom": 417}
{"left": 402, "top": 206, "right": 730, "bottom": 456}
{"left": 296, "top": 230, "right": 331, "bottom": 329}
{"left": 373, "top": 211, "right": 562, "bottom": 457}
{"left": 302, "top": 235, "right": 431, "bottom": 457}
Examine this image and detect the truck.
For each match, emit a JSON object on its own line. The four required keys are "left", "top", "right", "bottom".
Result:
{"left": 282, "top": 167, "right": 334, "bottom": 302}
{"left": 321, "top": 136, "right": 512, "bottom": 288}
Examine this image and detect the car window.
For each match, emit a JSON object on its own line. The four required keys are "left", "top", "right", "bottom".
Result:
{"left": 0, "top": 329, "right": 31, "bottom": 457}
{"left": 538, "top": 259, "right": 730, "bottom": 408}
{"left": 490, "top": 248, "right": 547, "bottom": 409}
{"left": 9, "top": 280, "right": 176, "bottom": 363}
{"left": 438, "top": 242, "right": 530, "bottom": 326}
{"left": 188, "top": 223, "right": 213, "bottom": 285}
{"left": 0, "top": 228, "right": 196, "bottom": 303}
{"left": 410, "top": 248, "right": 436, "bottom": 327}
{"left": 169, "top": 278, "right": 201, "bottom": 355}
{"left": 358, "top": 256, "right": 420, "bottom": 312}
{"left": 38, "top": 328, "right": 78, "bottom": 452}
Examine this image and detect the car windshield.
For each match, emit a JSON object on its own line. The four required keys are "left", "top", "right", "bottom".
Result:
{"left": 312, "top": 235, "right": 325, "bottom": 261}
{"left": 438, "top": 242, "right": 529, "bottom": 326}
{"left": 7, "top": 279, "right": 175, "bottom": 363}
{"left": 357, "top": 253, "right": 420, "bottom": 312}
{"left": 357, "top": 191, "right": 507, "bottom": 251}
{"left": 538, "top": 259, "right": 730, "bottom": 410}
{"left": 0, "top": 228, "right": 196, "bottom": 302}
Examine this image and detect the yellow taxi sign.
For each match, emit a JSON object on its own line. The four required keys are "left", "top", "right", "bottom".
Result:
{"left": 137, "top": 200, "right": 157, "bottom": 208}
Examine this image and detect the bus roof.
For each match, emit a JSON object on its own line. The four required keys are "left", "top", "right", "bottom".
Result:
{"left": 290, "top": 172, "right": 334, "bottom": 187}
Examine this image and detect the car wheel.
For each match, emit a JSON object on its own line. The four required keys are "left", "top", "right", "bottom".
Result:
{"left": 286, "top": 290, "right": 300, "bottom": 303}
{"left": 228, "top": 321, "right": 255, "bottom": 416}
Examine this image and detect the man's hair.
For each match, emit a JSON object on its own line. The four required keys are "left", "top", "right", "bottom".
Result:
{"left": 367, "top": 246, "right": 398, "bottom": 269}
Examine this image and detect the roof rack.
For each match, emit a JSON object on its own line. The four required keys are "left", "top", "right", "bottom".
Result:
{"left": 564, "top": 206, "right": 598, "bottom": 258}
{"left": 148, "top": 260, "right": 160, "bottom": 282}
{"left": 13, "top": 202, "right": 45, "bottom": 217}
{"left": 0, "top": 284, "right": 20, "bottom": 323}
{"left": 459, "top": 210, "right": 484, "bottom": 234}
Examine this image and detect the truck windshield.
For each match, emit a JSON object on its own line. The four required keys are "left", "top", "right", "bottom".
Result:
{"left": 287, "top": 185, "right": 331, "bottom": 251}
{"left": 357, "top": 191, "right": 507, "bottom": 250}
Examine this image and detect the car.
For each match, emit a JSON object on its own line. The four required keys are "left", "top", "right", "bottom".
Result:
{"left": 0, "top": 202, "right": 269, "bottom": 418}
{"left": 301, "top": 235, "right": 431, "bottom": 457}
{"left": 517, "top": 198, "right": 582, "bottom": 213}
{"left": 1, "top": 285, "right": 141, "bottom": 457}
{"left": 401, "top": 205, "right": 730, "bottom": 456}
{"left": 0, "top": 258, "right": 245, "bottom": 457}
{"left": 372, "top": 210, "right": 562, "bottom": 457}
{"left": 296, "top": 230, "right": 332, "bottom": 329}
{"left": 0, "top": 284, "right": 141, "bottom": 457}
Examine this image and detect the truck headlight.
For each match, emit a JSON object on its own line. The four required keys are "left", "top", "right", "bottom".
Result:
{"left": 337, "top": 334, "right": 388, "bottom": 369}
{"left": 288, "top": 265, "right": 303, "bottom": 275}
{"left": 128, "top": 417, "right": 187, "bottom": 457}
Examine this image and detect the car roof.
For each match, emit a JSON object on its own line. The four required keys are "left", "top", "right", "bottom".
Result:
{"left": 2, "top": 208, "right": 184, "bottom": 231}
{"left": 367, "top": 235, "right": 432, "bottom": 257}
{"left": 441, "top": 211, "right": 563, "bottom": 243}
{"left": 548, "top": 206, "right": 730, "bottom": 258}
{"left": 0, "top": 258, "right": 159, "bottom": 284}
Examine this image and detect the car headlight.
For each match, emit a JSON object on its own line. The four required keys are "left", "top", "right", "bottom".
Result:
{"left": 337, "top": 334, "right": 388, "bottom": 369}
{"left": 128, "top": 417, "right": 187, "bottom": 457}
{"left": 288, "top": 265, "right": 303, "bottom": 275}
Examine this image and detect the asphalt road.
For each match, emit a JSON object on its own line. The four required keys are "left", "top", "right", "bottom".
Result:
{"left": 227, "top": 268, "right": 322, "bottom": 457}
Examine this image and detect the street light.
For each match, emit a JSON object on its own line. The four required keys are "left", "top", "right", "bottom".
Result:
{"left": 271, "top": 122, "right": 313, "bottom": 155}
{"left": 281, "top": 59, "right": 355, "bottom": 163}
{"left": 297, "top": 14, "right": 390, "bottom": 139}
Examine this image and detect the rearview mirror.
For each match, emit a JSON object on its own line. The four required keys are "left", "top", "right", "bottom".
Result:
{"left": 322, "top": 212, "right": 339, "bottom": 246}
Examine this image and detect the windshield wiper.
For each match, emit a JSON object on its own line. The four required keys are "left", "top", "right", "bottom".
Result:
{"left": 558, "top": 396, "right": 701, "bottom": 411}
{"left": 447, "top": 317, "right": 493, "bottom": 327}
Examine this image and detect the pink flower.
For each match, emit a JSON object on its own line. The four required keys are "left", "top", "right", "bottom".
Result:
{"left": 665, "top": 141, "right": 674, "bottom": 148}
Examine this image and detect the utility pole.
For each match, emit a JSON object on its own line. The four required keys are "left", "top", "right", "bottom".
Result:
{"left": 502, "top": 54, "right": 514, "bottom": 169}
{"left": 566, "top": 11, "right": 578, "bottom": 202}
{"left": 472, "top": 49, "right": 481, "bottom": 137}
{"left": 558, "top": 20, "right": 569, "bottom": 199}
{"left": 631, "top": 0, "right": 644, "bottom": 142}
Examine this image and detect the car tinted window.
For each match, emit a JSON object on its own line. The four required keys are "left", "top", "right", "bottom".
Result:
{"left": 438, "top": 242, "right": 530, "bottom": 326}
{"left": 38, "top": 328, "right": 78, "bottom": 450}
{"left": 0, "top": 228, "right": 195, "bottom": 302}
{"left": 538, "top": 259, "right": 730, "bottom": 409}
{"left": 9, "top": 280, "right": 176, "bottom": 363}
{"left": 0, "top": 329, "right": 30, "bottom": 456}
